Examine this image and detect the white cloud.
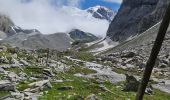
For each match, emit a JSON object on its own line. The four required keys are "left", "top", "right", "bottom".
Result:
{"left": 103, "top": 0, "right": 122, "bottom": 4}
{"left": 0, "top": 0, "right": 109, "bottom": 37}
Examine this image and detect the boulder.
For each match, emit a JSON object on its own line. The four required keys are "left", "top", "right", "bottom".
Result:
{"left": 159, "top": 63, "right": 167, "bottom": 68}
{"left": 28, "top": 80, "right": 52, "bottom": 89}
{"left": 7, "top": 72, "right": 20, "bottom": 82}
{"left": 20, "top": 59, "right": 30, "bottom": 66}
{"left": 145, "top": 83, "right": 153, "bottom": 95}
{"left": 0, "top": 56, "right": 9, "bottom": 64}
{"left": 10, "top": 91, "right": 24, "bottom": 99}
{"left": 43, "top": 68, "right": 54, "bottom": 77}
{"left": 123, "top": 74, "right": 153, "bottom": 95}
{"left": 0, "top": 80, "right": 15, "bottom": 91}
{"left": 86, "top": 94, "right": 100, "bottom": 100}
{"left": 121, "top": 52, "right": 136, "bottom": 58}
{"left": 123, "top": 74, "right": 139, "bottom": 92}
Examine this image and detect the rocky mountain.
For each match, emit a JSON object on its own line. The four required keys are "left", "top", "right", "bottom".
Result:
{"left": 0, "top": 15, "right": 15, "bottom": 38}
{"left": 0, "top": 15, "right": 41, "bottom": 40}
{"left": 107, "top": 0, "right": 169, "bottom": 42}
{"left": 87, "top": 6, "right": 116, "bottom": 22}
{"left": 1, "top": 32, "right": 73, "bottom": 51}
{"left": 105, "top": 22, "right": 170, "bottom": 57}
{"left": 62, "top": 5, "right": 116, "bottom": 22}
{"left": 0, "top": 15, "right": 99, "bottom": 51}
{"left": 68, "top": 29, "right": 98, "bottom": 43}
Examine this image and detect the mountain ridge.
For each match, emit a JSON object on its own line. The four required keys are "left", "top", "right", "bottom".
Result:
{"left": 107, "top": 0, "right": 169, "bottom": 42}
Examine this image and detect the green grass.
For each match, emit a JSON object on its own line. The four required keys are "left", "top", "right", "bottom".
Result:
{"left": 0, "top": 91, "right": 10, "bottom": 98}
{"left": 16, "top": 81, "right": 31, "bottom": 91}
{"left": 63, "top": 50, "right": 95, "bottom": 62}
{"left": 24, "top": 66, "right": 43, "bottom": 75}
{"left": 66, "top": 66, "right": 97, "bottom": 75}
{"left": 5, "top": 67, "right": 22, "bottom": 74}
{"left": 74, "top": 51, "right": 95, "bottom": 62}
{"left": 39, "top": 73, "right": 170, "bottom": 100}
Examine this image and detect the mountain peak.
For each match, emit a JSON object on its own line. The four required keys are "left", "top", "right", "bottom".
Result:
{"left": 87, "top": 5, "right": 112, "bottom": 12}
{"left": 87, "top": 5, "right": 116, "bottom": 22}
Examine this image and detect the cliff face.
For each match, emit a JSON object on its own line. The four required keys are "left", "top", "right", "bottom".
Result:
{"left": 107, "top": 0, "right": 169, "bottom": 42}
{"left": 0, "top": 15, "right": 15, "bottom": 36}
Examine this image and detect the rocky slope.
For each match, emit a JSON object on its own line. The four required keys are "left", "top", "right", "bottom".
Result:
{"left": 107, "top": 0, "right": 169, "bottom": 42}
{"left": 1, "top": 32, "right": 73, "bottom": 51}
{"left": 69, "top": 29, "right": 98, "bottom": 43}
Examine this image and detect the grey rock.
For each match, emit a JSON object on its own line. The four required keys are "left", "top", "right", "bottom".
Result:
{"left": 43, "top": 68, "right": 54, "bottom": 77}
{"left": 19, "top": 59, "right": 30, "bottom": 66}
{"left": 10, "top": 91, "right": 24, "bottom": 99}
{"left": 86, "top": 94, "right": 100, "bottom": 100}
{"left": 123, "top": 74, "right": 153, "bottom": 94}
{"left": 121, "top": 52, "right": 136, "bottom": 58}
{"left": 123, "top": 74, "right": 139, "bottom": 92}
{"left": 0, "top": 80, "right": 15, "bottom": 91}
{"left": 7, "top": 72, "right": 20, "bottom": 82}
{"left": 28, "top": 80, "right": 52, "bottom": 89}
{"left": 0, "top": 56, "right": 9, "bottom": 64}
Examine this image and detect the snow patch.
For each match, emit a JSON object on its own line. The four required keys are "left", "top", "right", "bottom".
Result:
{"left": 91, "top": 37, "right": 119, "bottom": 54}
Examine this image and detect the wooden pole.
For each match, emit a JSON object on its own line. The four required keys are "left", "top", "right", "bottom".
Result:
{"left": 46, "top": 48, "right": 50, "bottom": 67}
{"left": 135, "top": 2, "right": 170, "bottom": 100}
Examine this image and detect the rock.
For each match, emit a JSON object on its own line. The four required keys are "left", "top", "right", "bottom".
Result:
{"left": 55, "top": 80, "right": 64, "bottom": 83}
{"left": 18, "top": 72, "right": 27, "bottom": 81}
{"left": 28, "top": 80, "right": 52, "bottom": 89}
{"left": 145, "top": 83, "right": 153, "bottom": 95}
{"left": 0, "top": 80, "right": 15, "bottom": 91}
{"left": 11, "top": 58, "right": 21, "bottom": 67}
{"left": 57, "top": 86, "right": 74, "bottom": 90}
{"left": 11, "top": 58, "right": 20, "bottom": 65}
{"left": 121, "top": 52, "right": 136, "bottom": 58}
{"left": 20, "top": 59, "right": 30, "bottom": 66}
{"left": 86, "top": 94, "right": 100, "bottom": 100}
{"left": 159, "top": 63, "right": 167, "bottom": 68}
{"left": 138, "top": 62, "right": 145, "bottom": 69}
{"left": 0, "top": 67, "right": 5, "bottom": 73}
{"left": 7, "top": 72, "right": 20, "bottom": 82}
{"left": 10, "top": 91, "right": 24, "bottom": 99}
{"left": 126, "top": 64, "right": 134, "bottom": 68}
{"left": 0, "top": 46, "right": 7, "bottom": 52}
{"left": 0, "top": 56, "right": 9, "bottom": 64}
{"left": 123, "top": 74, "right": 153, "bottom": 94}
{"left": 43, "top": 68, "right": 54, "bottom": 77}
{"left": 24, "top": 91, "right": 40, "bottom": 100}
{"left": 0, "top": 64, "right": 11, "bottom": 68}
{"left": 161, "top": 59, "right": 169, "bottom": 65}
{"left": 49, "top": 63, "right": 56, "bottom": 67}
{"left": 123, "top": 74, "right": 139, "bottom": 91}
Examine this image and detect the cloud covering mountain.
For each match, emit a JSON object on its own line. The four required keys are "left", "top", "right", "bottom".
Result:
{"left": 0, "top": 0, "right": 112, "bottom": 37}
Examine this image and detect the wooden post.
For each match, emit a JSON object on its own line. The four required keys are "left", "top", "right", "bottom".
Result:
{"left": 46, "top": 48, "right": 50, "bottom": 67}
{"left": 135, "top": 2, "right": 170, "bottom": 100}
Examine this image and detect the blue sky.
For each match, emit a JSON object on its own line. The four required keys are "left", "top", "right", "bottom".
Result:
{"left": 81, "top": 0, "right": 121, "bottom": 11}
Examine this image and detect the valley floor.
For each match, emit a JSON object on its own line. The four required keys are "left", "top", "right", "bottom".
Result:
{"left": 0, "top": 47, "right": 170, "bottom": 100}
